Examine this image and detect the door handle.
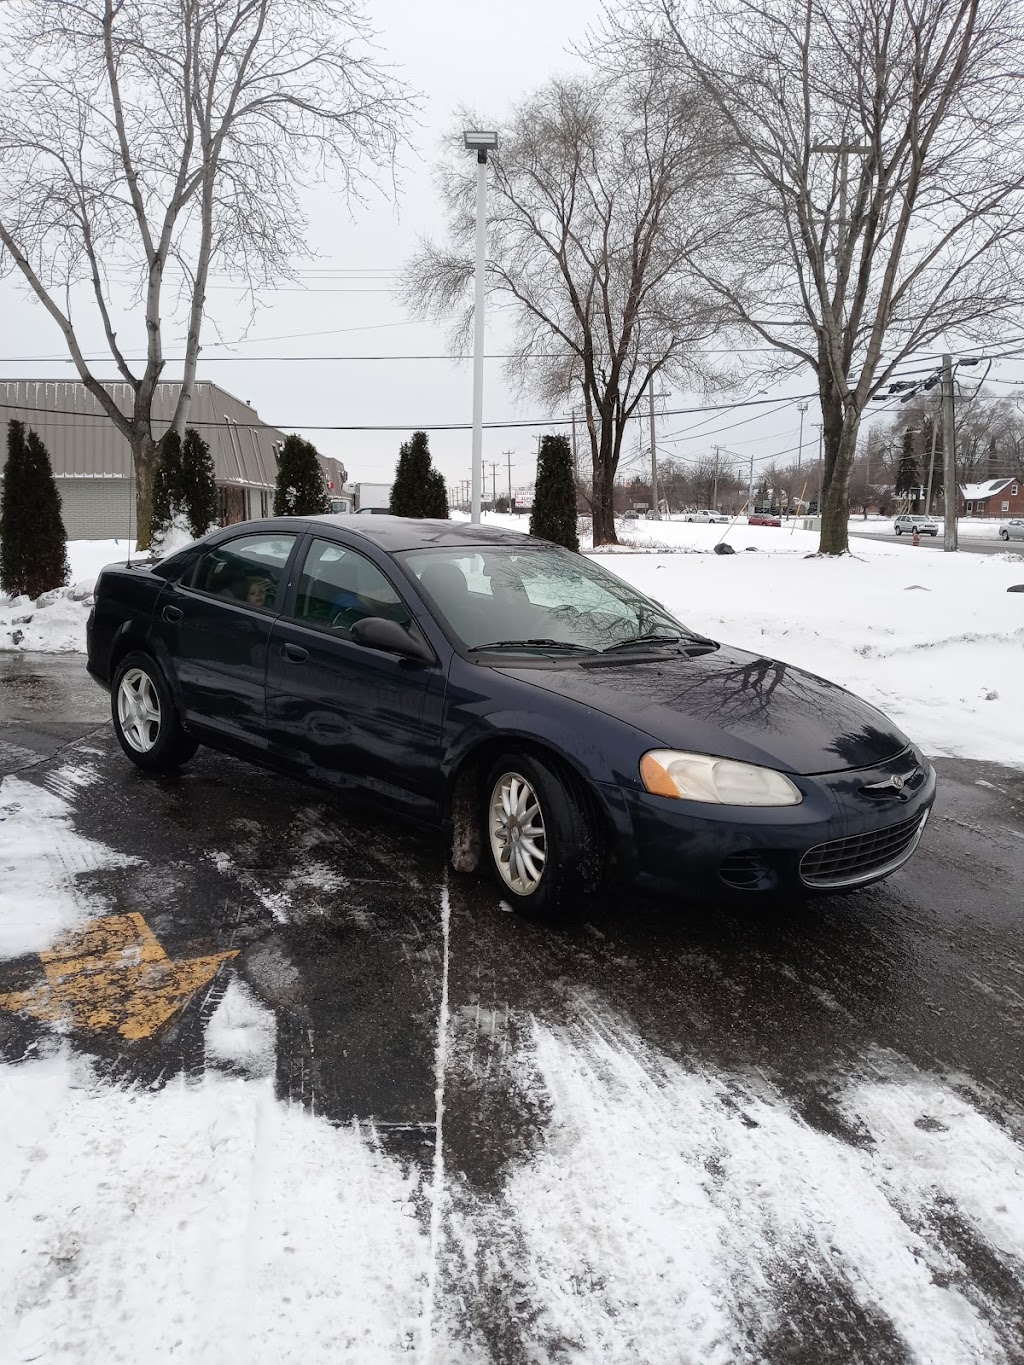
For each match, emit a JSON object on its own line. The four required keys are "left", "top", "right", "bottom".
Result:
{"left": 282, "top": 643, "right": 309, "bottom": 663}
{"left": 162, "top": 605, "right": 183, "bottom": 623}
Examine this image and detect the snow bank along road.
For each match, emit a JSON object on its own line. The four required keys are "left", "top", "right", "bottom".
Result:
{"left": 1, "top": 655, "right": 1023, "bottom": 1364}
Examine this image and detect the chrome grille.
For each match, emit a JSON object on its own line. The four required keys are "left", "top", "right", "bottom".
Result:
{"left": 800, "top": 812, "right": 927, "bottom": 889}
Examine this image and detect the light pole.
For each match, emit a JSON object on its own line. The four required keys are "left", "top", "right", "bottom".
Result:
{"left": 796, "top": 400, "right": 808, "bottom": 475}
{"left": 464, "top": 129, "right": 499, "bottom": 525}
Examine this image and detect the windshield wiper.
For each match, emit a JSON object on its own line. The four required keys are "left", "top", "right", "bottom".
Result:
{"left": 601, "top": 632, "right": 683, "bottom": 653}
{"left": 468, "top": 638, "right": 593, "bottom": 653}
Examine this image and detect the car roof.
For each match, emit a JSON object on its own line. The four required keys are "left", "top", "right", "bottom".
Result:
{"left": 302, "top": 514, "right": 546, "bottom": 552}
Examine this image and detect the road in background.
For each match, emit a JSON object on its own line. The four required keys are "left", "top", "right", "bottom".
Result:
{"left": 848, "top": 527, "right": 1024, "bottom": 556}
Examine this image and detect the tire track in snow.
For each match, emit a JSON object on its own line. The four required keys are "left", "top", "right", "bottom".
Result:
{"left": 440, "top": 999, "right": 1024, "bottom": 1364}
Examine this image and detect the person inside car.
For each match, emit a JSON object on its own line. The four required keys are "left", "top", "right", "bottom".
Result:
{"left": 245, "top": 575, "right": 273, "bottom": 607}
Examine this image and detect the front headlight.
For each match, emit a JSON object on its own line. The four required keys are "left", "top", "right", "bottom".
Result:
{"left": 640, "top": 750, "right": 803, "bottom": 807}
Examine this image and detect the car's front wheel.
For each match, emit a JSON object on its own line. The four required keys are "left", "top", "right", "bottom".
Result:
{"left": 483, "top": 754, "right": 603, "bottom": 920}
{"left": 111, "top": 652, "right": 198, "bottom": 773}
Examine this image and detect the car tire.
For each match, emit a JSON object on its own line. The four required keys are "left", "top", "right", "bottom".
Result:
{"left": 895, "top": 526, "right": 902, "bottom": 535}
{"left": 111, "top": 652, "right": 198, "bottom": 773}
{"left": 1001, "top": 530, "right": 1009, "bottom": 541}
{"left": 482, "top": 753, "right": 604, "bottom": 921}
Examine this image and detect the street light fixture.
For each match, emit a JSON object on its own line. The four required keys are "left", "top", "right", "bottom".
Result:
{"left": 463, "top": 130, "right": 498, "bottom": 525}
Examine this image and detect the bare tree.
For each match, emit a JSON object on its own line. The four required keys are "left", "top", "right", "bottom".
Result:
{"left": 0, "top": 0, "right": 411, "bottom": 546}
{"left": 603, "top": 0, "right": 1024, "bottom": 553}
{"left": 871, "top": 386, "right": 1024, "bottom": 494}
{"left": 404, "top": 71, "right": 729, "bottom": 545}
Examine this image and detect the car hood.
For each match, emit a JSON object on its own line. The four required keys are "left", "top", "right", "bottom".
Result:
{"left": 497, "top": 643, "right": 910, "bottom": 776}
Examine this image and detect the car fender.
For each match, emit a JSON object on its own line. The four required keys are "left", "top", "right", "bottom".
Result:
{"left": 441, "top": 702, "right": 653, "bottom": 790}
{"left": 440, "top": 708, "right": 643, "bottom": 875}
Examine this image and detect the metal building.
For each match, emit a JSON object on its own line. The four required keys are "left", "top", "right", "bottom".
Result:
{"left": 0, "top": 379, "right": 291, "bottom": 539}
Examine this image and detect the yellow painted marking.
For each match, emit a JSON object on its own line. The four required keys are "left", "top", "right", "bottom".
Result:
{"left": 0, "top": 912, "right": 238, "bottom": 1041}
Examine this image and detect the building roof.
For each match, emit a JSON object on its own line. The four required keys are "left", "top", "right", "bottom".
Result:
{"left": 960, "top": 478, "right": 1014, "bottom": 501}
{"left": 0, "top": 379, "right": 287, "bottom": 489}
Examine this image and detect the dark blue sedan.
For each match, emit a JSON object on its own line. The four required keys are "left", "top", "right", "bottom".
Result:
{"left": 86, "top": 516, "right": 935, "bottom": 918}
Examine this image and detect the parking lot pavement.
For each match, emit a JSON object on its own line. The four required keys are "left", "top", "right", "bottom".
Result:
{"left": 2, "top": 655, "right": 1024, "bottom": 1363}
{"left": 0, "top": 652, "right": 109, "bottom": 774}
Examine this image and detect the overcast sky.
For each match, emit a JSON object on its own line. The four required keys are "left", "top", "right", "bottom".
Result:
{"left": 2, "top": 0, "right": 1023, "bottom": 500}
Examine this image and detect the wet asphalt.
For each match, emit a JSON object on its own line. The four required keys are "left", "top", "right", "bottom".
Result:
{"left": 2, "top": 652, "right": 1024, "bottom": 1362}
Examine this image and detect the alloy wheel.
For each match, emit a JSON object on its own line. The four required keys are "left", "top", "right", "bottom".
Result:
{"left": 489, "top": 771, "right": 547, "bottom": 896}
{"left": 117, "top": 668, "right": 161, "bottom": 753}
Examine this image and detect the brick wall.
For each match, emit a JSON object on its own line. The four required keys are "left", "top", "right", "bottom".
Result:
{"left": 57, "top": 479, "right": 135, "bottom": 540}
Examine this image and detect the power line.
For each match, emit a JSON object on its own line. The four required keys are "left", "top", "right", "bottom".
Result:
{"left": 0, "top": 388, "right": 822, "bottom": 433}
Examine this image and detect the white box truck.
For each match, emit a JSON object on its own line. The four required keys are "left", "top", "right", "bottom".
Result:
{"left": 353, "top": 482, "right": 392, "bottom": 513}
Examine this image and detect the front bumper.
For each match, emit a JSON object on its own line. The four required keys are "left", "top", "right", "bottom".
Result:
{"left": 611, "top": 748, "right": 936, "bottom": 898}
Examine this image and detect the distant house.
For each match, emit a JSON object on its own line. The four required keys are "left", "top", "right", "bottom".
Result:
{"left": 0, "top": 378, "right": 288, "bottom": 539}
{"left": 959, "top": 478, "right": 1024, "bottom": 519}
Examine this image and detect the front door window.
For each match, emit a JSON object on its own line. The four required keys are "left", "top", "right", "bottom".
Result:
{"left": 293, "top": 539, "right": 411, "bottom": 636}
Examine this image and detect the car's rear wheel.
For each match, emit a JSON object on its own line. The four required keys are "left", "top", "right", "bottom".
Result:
{"left": 483, "top": 754, "right": 603, "bottom": 920}
{"left": 895, "top": 525, "right": 903, "bottom": 535}
{"left": 111, "top": 652, "right": 198, "bottom": 773}
{"left": 1001, "top": 529, "right": 1010, "bottom": 541}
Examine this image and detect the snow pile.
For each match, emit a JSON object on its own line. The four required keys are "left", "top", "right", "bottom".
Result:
{"left": 152, "top": 514, "right": 195, "bottom": 560}
{"left": 0, "top": 539, "right": 136, "bottom": 654}
{"left": 0, "top": 580, "right": 98, "bottom": 653}
{"left": 204, "top": 974, "right": 277, "bottom": 1078}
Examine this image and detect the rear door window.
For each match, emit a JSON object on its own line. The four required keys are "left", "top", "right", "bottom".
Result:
{"left": 191, "top": 534, "right": 297, "bottom": 611}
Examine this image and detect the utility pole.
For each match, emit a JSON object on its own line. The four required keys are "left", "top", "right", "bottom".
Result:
{"left": 942, "top": 354, "right": 958, "bottom": 552}
{"left": 924, "top": 401, "right": 940, "bottom": 516}
{"left": 712, "top": 445, "right": 720, "bottom": 510}
{"left": 747, "top": 449, "right": 755, "bottom": 511}
{"left": 796, "top": 401, "right": 808, "bottom": 474}
{"left": 648, "top": 377, "right": 661, "bottom": 519}
{"left": 503, "top": 449, "right": 514, "bottom": 506}
{"left": 487, "top": 461, "right": 498, "bottom": 507}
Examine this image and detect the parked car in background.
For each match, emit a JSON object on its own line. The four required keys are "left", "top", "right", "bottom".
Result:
{"left": 748, "top": 512, "right": 782, "bottom": 527}
{"left": 622, "top": 510, "right": 640, "bottom": 521}
{"left": 999, "top": 519, "right": 1024, "bottom": 541}
{"left": 894, "top": 514, "right": 939, "bottom": 536}
{"left": 686, "top": 510, "right": 730, "bottom": 523}
{"left": 87, "top": 517, "right": 935, "bottom": 919}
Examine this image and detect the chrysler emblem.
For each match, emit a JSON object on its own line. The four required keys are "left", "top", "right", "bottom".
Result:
{"left": 864, "top": 772, "right": 912, "bottom": 794}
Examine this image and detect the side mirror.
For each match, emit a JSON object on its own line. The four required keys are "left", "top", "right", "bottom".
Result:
{"left": 350, "top": 616, "right": 433, "bottom": 663}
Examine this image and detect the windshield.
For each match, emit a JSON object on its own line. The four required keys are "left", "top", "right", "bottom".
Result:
{"left": 400, "top": 544, "right": 697, "bottom": 654}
